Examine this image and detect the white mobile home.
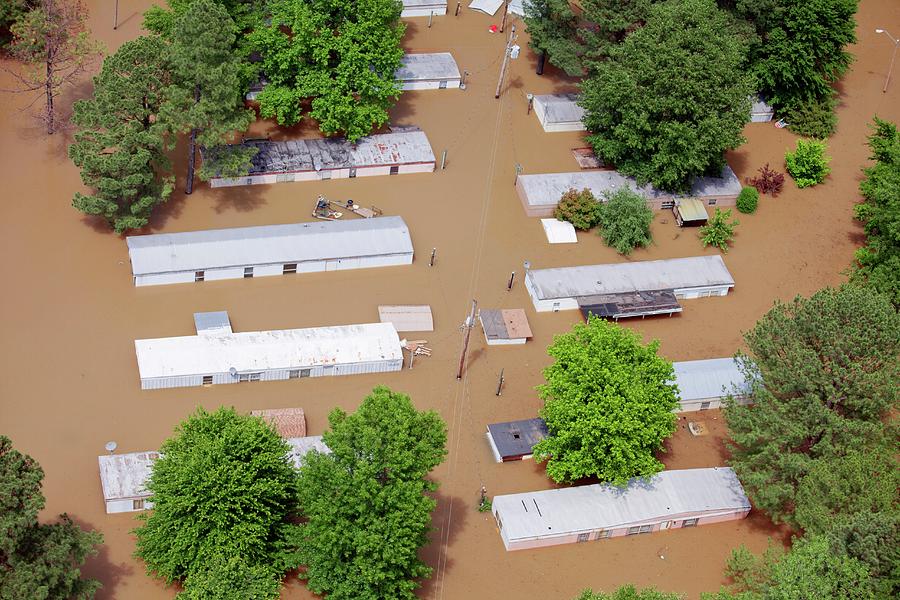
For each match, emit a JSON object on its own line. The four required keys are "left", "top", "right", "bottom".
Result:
{"left": 402, "top": 0, "right": 447, "bottom": 17}
{"left": 205, "top": 130, "right": 435, "bottom": 188}
{"left": 395, "top": 53, "right": 461, "bottom": 90}
{"left": 126, "top": 216, "right": 413, "bottom": 287}
{"left": 492, "top": 467, "right": 751, "bottom": 551}
{"left": 532, "top": 94, "right": 586, "bottom": 132}
{"left": 135, "top": 316, "right": 404, "bottom": 390}
{"left": 674, "top": 358, "right": 751, "bottom": 411}
{"left": 525, "top": 256, "right": 735, "bottom": 314}
{"left": 516, "top": 166, "right": 742, "bottom": 217}
{"left": 98, "top": 451, "right": 158, "bottom": 514}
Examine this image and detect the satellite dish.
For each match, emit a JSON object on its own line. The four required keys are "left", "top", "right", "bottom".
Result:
{"left": 523, "top": 260, "right": 531, "bottom": 271}
{"left": 229, "top": 367, "right": 238, "bottom": 378}
{"left": 105, "top": 441, "right": 117, "bottom": 453}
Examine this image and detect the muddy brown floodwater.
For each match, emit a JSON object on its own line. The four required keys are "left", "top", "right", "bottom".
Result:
{"left": 2, "top": 1, "right": 899, "bottom": 598}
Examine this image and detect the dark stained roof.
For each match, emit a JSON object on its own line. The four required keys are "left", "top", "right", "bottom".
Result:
{"left": 487, "top": 418, "right": 548, "bottom": 459}
{"left": 480, "top": 309, "right": 533, "bottom": 340}
{"left": 578, "top": 290, "right": 683, "bottom": 320}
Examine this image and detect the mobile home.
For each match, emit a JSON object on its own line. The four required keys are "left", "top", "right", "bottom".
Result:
{"left": 396, "top": 53, "right": 461, "bottom": 90}
{"left": 673, "top": 358, "right": 751, "bottom": 411}
{"left": 402, "top": 0, "right": 447, "bottom": 17}
{"left": 532, "top": 94, "right": 586, "bottom": 132}
{"left": 485, "top": 418, "right": 548, "bottom": 462}
{"left": 98, "top": 451, "right": 158, "bottom": 514}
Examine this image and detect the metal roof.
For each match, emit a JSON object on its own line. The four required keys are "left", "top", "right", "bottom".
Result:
{"left": 395, "top": 53, "right": 460, "bottom": 82}
{"left": 126, "top": 216, "right": 413, "bottom": 276}
{"left": 578, "top": 290, "right": 683, "bottom": 319}
{"left": 750, "top": 94, "right": 774, "bottom": 115}
{"left": 135, "top": 322, "right": 403, "bottom": 379}
{"left": 468, "top": 0, "right": 524, "bottom": 15}
{"left": 286, "top": 435, "right": 331, "bottom": 469}
{"left": 673, "top": 358, "right": 750, "bottom": 402}
{"left": 194, "top": 311, "right": 233, "bottom": 336}
{"left": 487, "top": 418, "right": 548, "bottom": 459}
{"left": 403, "top": 0, "right": 447, "bottom": 7}
{"left": 494, "top": 467, "right": 750, "bottom": 542}
{"left": 541, "top": 218, "right": 578, "bottom": 244}
{"left": 480, "top": 309, "right": 533, "bottom": 340}
{"left": 526, "top": 256, "right": 735, "bottom": 300}
{"left": 518, "top": 166, "right": 741, "bottom": 210}
{"left": 98, "top": 451, "right": 158, "bottom": 501}
{"left": 675, "top": 198, "right": 709, "bottom": 223}
{"left": 250, "top": 408, "right": 307, "bottom": 438}
{"left": 378, "top": 305, "right": 434, "bottom": 332}
{"left": 205, "top": 130, "right": 435, "bottom": 177}
{"left": 534, "top": 94, "right": 586, "bottom": 125}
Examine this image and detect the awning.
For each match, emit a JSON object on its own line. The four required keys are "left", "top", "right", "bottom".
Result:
{"left": 675, "top": 198, "right": 709, "bottom": 223}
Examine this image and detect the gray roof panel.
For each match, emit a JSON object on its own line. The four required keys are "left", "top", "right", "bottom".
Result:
{"left": 673, "top": 358, "right": 751, "bottom": 402}
{"left": 395, "top": 53, "right": 460, "bottom": 81}
{"left": 534, "top": 94, "right": 586, "bottom": 124}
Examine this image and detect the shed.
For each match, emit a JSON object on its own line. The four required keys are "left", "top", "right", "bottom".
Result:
{"left": 469, "top": 0, "right": 525, "bottom": 16}
{"left": 250, "top": 408, "right": 307, "bottom": 438}
{"left": 135, "top": 319, "right": 403, "bottom": 390}
{"left": 286, "top": 435, "right": 332, "bottom": 468}
{"left": 205, "top": 130, "right": 435, "bottom": 188}
{"left": 515, "top": 166, "right": 741, "bottom": 217}
{"left": 396, "top": 53, "right": 461, "bottom": 90}
{"left": 126, "top": 216, "right": 413, "bottom": 287}
{"left": 485, "top": 418, "right": 548, "bottom": 462}
{"left": 541, "top": 218, "right": 578, "bottom": 244}
{"left": 98, "top": 451, "right": 159, "bottom": 514}
{"left": 492, "top": 467, "right": 751, "bottom": 551}
{"left": 525, "top": 256, "right": 734, "bottom": 313}
{"left": 378, "top": 305, "right": 434, "bottom": 332}
{"left": 479, "top": 309, "right": 533, "bottom": 345}
{"left": 194, "top": 311, "right": 233, "bottom": 336}
{"left": 750, "top": 94, "right": 774, "bottom": 123}
{"left": 673, "top": 358, "right": 752, "bottom": 412}
{"left": 532, "top": 94, "right": 586, "bottom": 132}
{"left": 402, "top": 0, "right": 447, "bottom": 17}
{"left": 673, "top": 198, "right": 709, "bottom": 227}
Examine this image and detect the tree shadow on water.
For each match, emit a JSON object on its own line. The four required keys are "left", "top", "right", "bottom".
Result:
{"left": 418, "top": 491, "right": 469, "bottom": 597}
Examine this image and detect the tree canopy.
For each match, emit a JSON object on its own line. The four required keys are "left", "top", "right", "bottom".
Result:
{"left": 133, "top": 407, "right": 300, "bottom": 597}
{"left": 555, "top": 188, "right": 601, "bottom": 230}
{"left": 578, "top": 585, "right": 683, "bottom": 600}
{"left": 597, "top": 188, "right": 653, "bottom": 254}
{"left": 724, "top": 285, "right": 900, "bottom": 527}
{"left": 0, "top": 436, "right": 103, "bottom": 599}
{"left": 296, "top": 386, "right": 447, "bottom": 600}
{"left": 534, "top": 317, "right": 678, "bottom": 484}
{"left": 580, "top": 0, "right": 752, "bottom": 192}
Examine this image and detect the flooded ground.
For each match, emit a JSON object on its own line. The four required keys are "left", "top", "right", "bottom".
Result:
{"left": 2, "top": 1, "right": 899, "bottom": 598}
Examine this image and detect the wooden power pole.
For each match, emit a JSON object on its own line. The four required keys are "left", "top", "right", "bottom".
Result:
{"left": 456, "top": 299, "right": 478, "bottom": 380}
{"left": 494, "top": 25, "right": 517, "bottom": 99}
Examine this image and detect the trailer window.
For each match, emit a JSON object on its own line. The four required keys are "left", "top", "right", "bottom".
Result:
{"left": 595, "top": 530, "right": 610, "bottom": 540}
{"left": 708, "top": 199, "right": 717, "bottom": 206}
{"left": 682, "top": 518, "right": 699, "bottom": 527}
{"left": 389, "top": 165, "right": 400, "bottom": 175}
{"left": 195, "top": 270, "right": 205, "bottom": 282}
{"left": 133, "top": 499, "right": 145, "bottom": 510}
{"left": 283, "top": 263, "right": 297, "bottom": 274}
{"left": 244, "top": 267, "right": 254, "bottom": 278}
{"left": 577, "top": 533, "right": 590, "bottom": 543}
{"left": 289, "top": 370, "right": 300, "bottom": 379}
{"left": 202, "top": 375, "right": 213, "bottom": 385}
{"left": 249, "top": 372, "right": 262, "bottom": 382}
{"left": 700, "top": 401, "right": 711, "bottom": 410}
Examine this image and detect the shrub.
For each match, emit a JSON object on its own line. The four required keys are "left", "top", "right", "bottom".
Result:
{"left": 736, "top": 186, "right": 759, "bottom": 214}
{"left": 785, "top": 139, "right": 831, "bottom": 188}
{"left": 784, "top": 93, "right": 839, "bottom": 139}
{"left": 747, "top": 163, "right": 785, "bottom": 197}
{"left": 555, "top": 188, "right": 600, "bottom": 230}
{"left": 699, "top": 208, "right": 739, "bottom": 252}
{"left": 597, "top": 188, "right": 653, "bottom": 255}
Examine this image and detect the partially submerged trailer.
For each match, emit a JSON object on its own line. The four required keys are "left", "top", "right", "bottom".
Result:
{"left": 532, "top": 94, "right": 586, "bottom": 132}
{"left": 673, "top": 358, "right": 751, "bottom": 411}
{"left": 286, "top": 435, "right": 331, "bottom": 468}
{"left": 402, "top": 0, "right": 447, "bottom": 17}
{"left": 98, "top": 451, "right": 158, "bottom": 514}
{"left": 126, "top": 216, "right": 413, "bottom": 287}
{"left": 750, "top": 95, "right": 775, "bottom": 123}
{"left": 135, "top": 314, "right": 403, "bottom": 390}
{"left": 396, "top": 53, "right": 461, "bottom": 90}
{"left": 204, "top": 130, "right": 435, "bottom": 188}
{"left": 492, "top": 467, "right": 751, "bottom": 550}
{"left": 485, "top": 418, "right": 548, "bottom": 462}
{"left": 525, "top": 256, "right": 735, "bottom": 315}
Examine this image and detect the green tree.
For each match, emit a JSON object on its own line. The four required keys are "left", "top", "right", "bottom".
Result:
{"left": 554, "top": 188, "right": 601, "bottom": 230}
{"left": 736, "top": 186, "right": 759, "bottom": 214}
{"left": 296, "top": 386, "right": 447, "bottom": 600}
{"left": 581, "top": 0, "right": 751, "bottom": 192}
{"left": 597, "top": 187, "right": 653, "bottom": 254}
{"left": 69, "top": 36, "right": 173, "bottom": 233}
{"left": 699, "top": 208, "right": 739, "bottom": 252}
{"left": 579, "top": 0, "right": 660, "bottom": 65}
{"left": 0, "top": 436, "right": 103, "bottom": 599}
{"left": 178, "top": 555, "right": 281, "bottom": 600}
{"left": 3, "top": 0, "right": 102, "bottom": 134}
{"left": 522, "top": 0, "right": 583, "bottom": 76}
{"left": 826, "top": 511, "right": 900, "bottom": 597}
{"left": 578, "top": 585, "right": 683, "bottom": 600}
{"left": 852, "top": 118, "right": 900, "bottom": 306}
{"left": 784, "top": 139, "right": 830, "bottom": 188}
{"left": 251, "top": 0, "right": 404, "bottom": 141}
{"left": 0, "top": 0, "right": 31, "bottom": 46}
{"left": 533, "top": 317, "right": 678, "bottom": 484}
{"left": 724, "top": 286, "right": 900, "bottom": 526}
{"left": 162, "top": 0, "right": 255, "bottom": 193}
{"left": 133, "top": 407, "right": 300, "bottom": 593}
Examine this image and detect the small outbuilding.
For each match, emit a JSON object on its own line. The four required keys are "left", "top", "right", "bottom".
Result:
{"left": 485, "top": 418, "right": 548, "bottom": 462}
{"left": 135, "top": 316, "right": 403, "bottom": 390}
{"left": 402, "top": 0, "right": 447, "bottom": 17}
{"left": 492, "top": 467, "right": 751, "bottom": 551}
{"left": 532, "top": 94, "right": 586, "bottom": 132}
{"left": 516, "top": 166, "right": 742, "bottom": 217}
{"left": 673, "top": 198, "right": 709, "bottom": 227}
{"left": 468, "top": 0, "right": 525, "bottom": 16}
{"left": 378, "top": 305, "right": 434, "bottom": 332}
{"left": 479, "top": 309, "right": 533, "bottom": 345}
{"left": 126, "top": 216, "right": 413, "bottom": 287}
{"left": 396, "top": 53, "right": 461, "bottom": 90}
{"left": 673, "top": 358, "right": 752, "bottom": 412}
{"left": 286, "top": 435, "right": 331, "bottom": 468}
{"left": 525, "top": 256, "right": 735, "bottom": 314}
{"left": 205, "top": 130, "right": 435, "bottom": 188}
{"left": 98, "top": 451, "right": 159, "bottom": 514}
{"left": 251, "top": 408, "right": 307, "bottom": 438}
{"left": 750, "top": 95, "right": 775, "bottom": 123}
{"left": 540, "top": 218, "right": 578, "bottom": 244}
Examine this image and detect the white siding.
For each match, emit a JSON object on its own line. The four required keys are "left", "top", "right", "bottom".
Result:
{"left": 204, "top": 267, "right": 246, "bottom": 281}
{"left": 253, "top": 264, "right": 284, "bottom": 277}
{"left": 399, "top": 163, "right": 434, "bottom": 174}
{"left": 357, "top": 165, "right": 393, "bottom": 178}
{"left": 402, "top": 7, "right": 447, "bottom": 17}
{"left": 135, "top": 272, "right": 194, "bottom": 287}
{"left": 484, "top": 336, "right": 527, "bottom": 346}
{"left": 526, "top": 276, "right": 579, "bottom": 312}
{"left": 674, "top": 286, "right": 731, "bottom": 299}
{"left": 541, "top": 121, "right": 588, "bottom": 133}
{"left": 105, "top": 498, "right": 154, "bottom": 514}
{"left": 400, "top": 79, "right": 460, "bottom": 91}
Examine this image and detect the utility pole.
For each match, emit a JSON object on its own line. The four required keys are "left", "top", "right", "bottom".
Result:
{"left": 494, "top": 25, "right": 518, "bottom": 99}
{"left": 456, "top": 299, "right": 478, "bottom": 380}
{"left": 500, "top": 0, "right": 510, "bottom": 33}
{"left": 875, "top": 28, "right": 899, "bottom": 93}
{"left": 113, "top": 0, "right": 119, "bottom": 29}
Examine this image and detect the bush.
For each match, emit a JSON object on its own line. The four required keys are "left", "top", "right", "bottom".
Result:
{"left": 736, "top": 186, "right": 759, "bottom": 214}
{"left": 597, "top": 188, "right": 653, "bottom": 255}
{"left": 747, "top": 163, "right": 785, "bottom": 196}
{"left": 554, "top": 188, "right": 600, "bottom": 230}
{"left": 785, "top": 139, "right": 831, "bottom": 188}
{"left": 699, "top": 208, "right": 739, "bottom": 252}
{"left": 784, "top": 93, "right": 839, "bottom": 139}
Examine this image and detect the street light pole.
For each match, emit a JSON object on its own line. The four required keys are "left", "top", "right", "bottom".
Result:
{"left": 875, "top": 28, "right": 899, "bottom": 93}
